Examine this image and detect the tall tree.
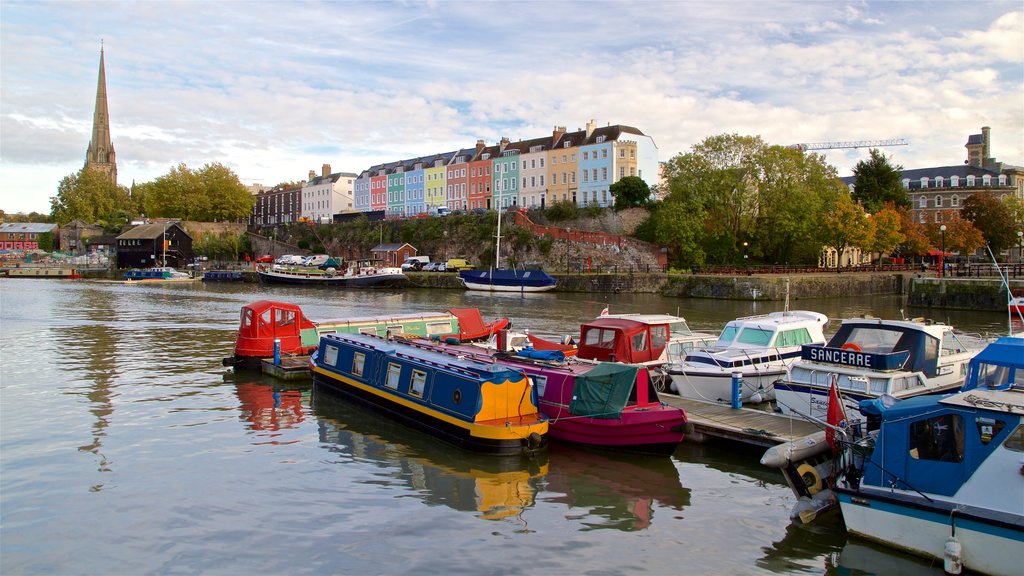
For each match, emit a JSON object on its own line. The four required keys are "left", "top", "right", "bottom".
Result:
{"left": 199, "top": 163, "right": 255, "bottom": 221}
{"left": 143, "top": 162, "right": 253, "bottom": 221}
{"left": 864, "top": 205, "right": 905, "bottom": 260}
{"left": 609, "top": 176, "right": 652, "bottom": 209}
{"left": 851, "top": 148, "right": 910, "bottom": 213}
{"left": 50, "top": 166, "right": 131, "bottom": 226}
{"left": 820, "top": 193, "right": 872, "bottom": 269}
{"left": 960, "top": 192, "right": 1016, "bottom": 253}
{"left": 928, "top": 211, "right": 984, "bottom": 255}
{"left": 898, "top": 209, "right": 931, "bottom": 256}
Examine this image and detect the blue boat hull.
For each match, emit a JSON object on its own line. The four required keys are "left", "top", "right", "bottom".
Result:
{"left": 459, "top": 269, "right": 556, "bottom": 292}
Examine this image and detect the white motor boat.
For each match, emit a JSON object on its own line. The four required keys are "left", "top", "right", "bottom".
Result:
{"left": 665, "top": 310, "right": 829, "bottom": 403}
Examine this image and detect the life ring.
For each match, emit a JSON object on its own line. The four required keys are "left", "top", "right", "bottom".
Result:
{"left": 841, "top": 343, "right": 862, "bottom": 352}
{"left": 797, "top": 463, "right": 823, "bottom": 495}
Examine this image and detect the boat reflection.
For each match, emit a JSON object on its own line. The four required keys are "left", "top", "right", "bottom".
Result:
{"left": 311, "top": 386, "right": 548, "bottom": 521}
{"left": 234, "top": 381, "right": 308, "bottom": 434}
{"left": 541, "top": 443, "right": 691, "bottom": 531}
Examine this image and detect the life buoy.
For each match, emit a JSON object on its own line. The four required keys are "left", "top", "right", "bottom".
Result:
{"left": 797, "top": 463, "right": 824, "bottom": 495}
{"left": 841, "top": 343, "right": 862, "bottom": 352}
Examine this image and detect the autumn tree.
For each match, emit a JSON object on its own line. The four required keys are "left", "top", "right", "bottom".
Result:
{"left": 851, "top": 148, "right": 910, "bottom": 212}
{"left": 864, "top": 205, "right": 905, "bottom": 260}
{"left": 143, "top": 162, "right": 254, "bottom": 221}
{"left": 609, "top": 176, "right": 652, "bottom": 209}
{"left": 928, "top": 211, "right": 984, "bottom": 255}
{"left": 820, "top": 193, "right": 872, "bottom": 269}
{"left": 50, "top": 166, "right": 132, "bottom": 227}
{"left": 897, "top": 209, "right": 930, "bottom": 257}
{"left": 960, "top": 192, "right": 1017, "bottom": 253}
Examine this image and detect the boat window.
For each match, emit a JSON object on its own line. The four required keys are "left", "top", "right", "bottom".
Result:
{"left": 737, "top": 328, "right": 772, "bottom": 346}
{"left": 385, "top": 363, "right": 401, "bottom": 389}
{"left": 632, "top": 331, "right": 648, "bottom": 352}
{"left": 909, "top": 414, "right": 964, "bottom": 462}
{"left": 260, "top": 309, "right": 272, "bottom": 328}
{"left": 426, "top": 321, "right": 453, "bottom": 336}
{"left": 669, "top": 321, "right": 694, "bottom": 338}
{"left": 972, "top": 362, "right": 1013, "bottom": 389}
{"left": 583, "top": 327, "right": 616, "bottom": 348}
{"left": 1005, "top": 425, "right": 1024, "bottom": 452}
{"left": 776, "top": 328, "right": 813, "bottom": 347}
{"left": 717, "top": 325, "right": 738, "bottom": 344}
{"left": 530, "top": 374, "right": 548, "bottom": 396}
{"left": 352, "top": 352, "right": 365, "bottom": 376}
{"left": 386, "top": 324, "right": 404, "bottom": 336}
{"left": 650, "top": 326, "right": 668, "bottom": 349}
{"left": 940, "top": 333, "right": 970, "bottom": 356}
{"left": 275, "top": 309, "right": 295, "bottom": 328}
{"left": 241, "top": 308, "right": 253, "bottom": 329}
{"left": 324, "top": 345, "right": 339, "bottom": 366}
{"left": 840, "top": 327, "right": 902, "bottom": 354}
{"left": 410, "top": 370, "right": 427, "bottom": 397}
{"left": 975, "top": 417, "right": 1006, "bottom": 445}
{"left": 357, "top": 327, "right": 378, "bottom": 336}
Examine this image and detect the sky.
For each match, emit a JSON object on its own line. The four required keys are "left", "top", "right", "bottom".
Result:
{"left": 1, "top": 0, "right": 1022, "bottom": 215}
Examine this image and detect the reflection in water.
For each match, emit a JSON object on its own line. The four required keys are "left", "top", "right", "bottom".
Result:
{"left": 758, "top": 516, "right": 846, "bottom": 572}
{"left": 542, "top": 443, "right": 690, "bottom": 531}
{"left": 828, "top": 540, "right": 945, "bottom": 575}
{"left": 311, "top": 386, "right": 547, "bottom": 524}
{"left": 230, "top": 378, "right": 309, "bottom": 444}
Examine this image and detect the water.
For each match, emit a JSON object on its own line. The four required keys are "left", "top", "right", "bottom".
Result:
{"left": 1, "top": 279, "right": 1008, "bottom": 575}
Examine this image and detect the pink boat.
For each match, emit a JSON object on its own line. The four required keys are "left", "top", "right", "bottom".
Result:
{"left": 401, "top": 338, "right": 690, "bottom": 456}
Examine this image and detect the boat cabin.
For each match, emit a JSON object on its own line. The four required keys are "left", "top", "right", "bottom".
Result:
{"left": 578, "top": 314, "right": 712, "bottom": 365}
{"left": 712, "top": 311, "right": 828, "bottom": 350}
{"left": 233, "top": 300, "right": 317, "bottom": 360}
{"left": 961, "top": 336, "right": 1023, "bottom": 392}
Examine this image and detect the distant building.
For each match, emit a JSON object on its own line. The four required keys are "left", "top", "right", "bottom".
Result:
{"left": 84, "top": 46, "right": 117, "bottom": 185}
{"left": 843, "top": 126, "right": 1024, "bottom": 223}
{"left": 0, "top": 223, "right": 58, "bottom": 251}
{"left": 370, "top": 243, "right": 416, "bottom": 267}
{"left": 302, "top": 164, "right": 357, "bottom": 223}
{"left": 58, "top": 220, "right": 105, "bottom": 255}
{"left": 116, "top": 221, "right": 193, "bottom": 268}
{"left": 250, "top": 185, "right": 302, "bottom": 228}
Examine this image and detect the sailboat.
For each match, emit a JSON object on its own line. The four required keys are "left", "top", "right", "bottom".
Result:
{"left": 458, "top": 207, "right": 557, "bottom": 292}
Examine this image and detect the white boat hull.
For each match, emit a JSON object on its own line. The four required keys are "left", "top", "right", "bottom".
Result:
{"left": 668, "top": 369, "right": 781, "bottom": 403}
{"left": 460, "top": 280, "right": 556, "bottom": 292}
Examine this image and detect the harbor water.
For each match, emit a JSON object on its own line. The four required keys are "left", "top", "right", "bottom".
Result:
{"left": 0, "top": 278, "right": 1011, "bottom": 575}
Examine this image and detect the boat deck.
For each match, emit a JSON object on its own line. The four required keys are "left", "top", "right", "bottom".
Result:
{"left": 658, "top": 395, "right": 820, "bottom": 448}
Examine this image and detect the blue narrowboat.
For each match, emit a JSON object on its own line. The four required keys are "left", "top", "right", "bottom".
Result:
{"left": 310, "top": 333, "right": 548, "bottom": 455}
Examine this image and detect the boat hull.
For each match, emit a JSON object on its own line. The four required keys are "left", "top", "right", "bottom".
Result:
{"left": 459, "top": 269, "right": 557, "bottom": 292}
{"left": 460, "top": 279, "right": 556, "bottom": 292}
{"left": 668, "top": 368, "right": 781, "bottom": 403}
{"left": 258, "top": 270, "right": 407, "bottom": 288}
{"left": 836, "top": 487, "right": 1024, "bottom": 576}
{"left": 540, "top": 403, "right": 686, "bottom": 455}
{"left": 773, "top": 378, "right": 961, "bottom": 419}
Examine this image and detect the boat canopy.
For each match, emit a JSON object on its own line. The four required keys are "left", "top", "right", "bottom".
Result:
{"left": 568, "top": 363, "right": 640, "bottom": 419}
{"left": 577, "top": 317, "right": 669, "bottom": 364}
{"left": 234, "top": 300, "right": 316, "bottom": 357}
{"left": 961, "top": 336, "right": 1024, "bottom": 391}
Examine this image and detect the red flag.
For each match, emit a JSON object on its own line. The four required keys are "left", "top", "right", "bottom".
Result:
{"left": 825, "top": 378, "right": 848, "bottom": 452}
{"left": 600, "top": 307, "right": 609, "bottom": 316}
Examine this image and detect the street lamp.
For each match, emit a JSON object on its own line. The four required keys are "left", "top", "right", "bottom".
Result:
{"left": 1017, "top": 230, "right": 1022, "bottom": 263}
{"left": 742, "top": 241, "right": 749, "bottom": 270}
{"left": 940, "top": 224, "right": 947, "bottom": 278}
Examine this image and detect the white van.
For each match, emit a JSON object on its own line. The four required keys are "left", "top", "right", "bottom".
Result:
{"left": 401, "top": 256, "right": 430, "bottom": 271}
{"left": 430, "top": 207, "right": 450, "bottom": 217}
{"left": 303, "top": 254, "right": 330, "bottom": 267}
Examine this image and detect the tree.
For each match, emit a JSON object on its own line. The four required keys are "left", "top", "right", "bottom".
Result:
{"left": 928, "top": 212, "right": 984, "bottom": 255}
{"left": 636, "top": 199, "right": 706, "bottom": 268}
{"left": 50, "top": 167, "right": 132, "bottom": 226}
{"left": 609, "top": 176, "right": 652, "bottom": 209}
{"left": 199, "top": 163, "right": 255, "bottom": 221}
{"left": 898, "top": 209, "right": 930, "bottom": 256}
{"left": 820, "top": 193, "right": 871, "bottom": 269}
{"left": 960, "top": 192, "right": 1016, "bottom": 253}
{"left": 851, "top": 148, "right": 910, "bottom": 213}
{"left": 143, "top": 162, "right": 253, "bottom": 221}
{"left": 864, "top": 205, "right": 905, "bottom": 260}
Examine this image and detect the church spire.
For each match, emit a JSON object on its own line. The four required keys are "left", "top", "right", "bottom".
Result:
{"left": 85, "top": 42, "right": 117, "bottom": 185}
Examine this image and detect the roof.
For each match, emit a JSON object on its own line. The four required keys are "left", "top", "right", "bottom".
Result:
{"left": 370, "top": 243, "right": 413, "bottom": 252}
{"left": 117, "top": 222, "right": 191, "bottom": 240}
{"left": 0, "top": 223, "right": 58, "bottom": 234}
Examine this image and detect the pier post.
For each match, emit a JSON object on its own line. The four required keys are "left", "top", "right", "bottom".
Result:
{"left": 731, "top": 373, "right": 742, "bottom": 409}
{"left": 273, "top": 338, "right": 281, "bottom": 365}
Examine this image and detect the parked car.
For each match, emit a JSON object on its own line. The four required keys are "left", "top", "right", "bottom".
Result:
{"left": 255, "top": 255, "right": 274, "bottom": 263}
{"left": 446, "top": 258, "right": 473, "bottom": 271}
{"left": 400, "top": 256, "right": 430, "bottom": 271}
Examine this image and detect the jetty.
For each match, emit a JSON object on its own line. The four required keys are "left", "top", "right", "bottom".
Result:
{"left": 659, "top": 395, "right": 820, "bottom": 448}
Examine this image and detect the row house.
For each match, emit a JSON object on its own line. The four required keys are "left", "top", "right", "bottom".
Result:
{"left": 0, "top": 222, "right": 58, "bottom": 251}
{"left": 250, "top": 184, "right": 302, "bottom": 228}
{"left": 302, "top": 164, "right": 356, "bottom": 223}
{"left": 842, "top": 127, "right": 1024, "bottom": 224}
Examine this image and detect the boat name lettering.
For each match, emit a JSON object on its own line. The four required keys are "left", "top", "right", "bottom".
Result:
{"left": 805, "top": 346, "right": 872, "bottom": 367}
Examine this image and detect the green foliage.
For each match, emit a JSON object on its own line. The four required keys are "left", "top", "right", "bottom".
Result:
{"left": 852, "top": 149, "right": 910, "bottom": 212}
{"left": 609, "top": 176, "right": 652, "bottom": 209}
{"left": 36, "top": 231, "right": 54, "bottom": 252}
{"left": 864, "top": 206, "right": 905, "bottom": 257}
{"left": 641, "top": 199, "right": 706, "bottom": 267}
{"left": 50, "top": 167, "right": 132, "bottom": 225}
{"left": 1, "top": 210, "right": 53, "bottom": 223}
{"left": 297, "top": 239, "right": 310, "bottom": 250}
{"left": 820, "top": 193, "right": 872, "bottom": 269}
{"left": 961, "top": 192, "right": 1018, "bottom": 253}
{"left": 581, "top": 204, "right": 605, "bottom": 218}
{"left": 545, "top": 200, "right": 579, "bottom": 221}
{"left": 535, "top": 235, "right": 554, "bottom": 255}
{"left": 143, "top": 162, "right": 254, "bottom": 221}
{"left": 194, "top": 231, "right": 250, "bottom": 260}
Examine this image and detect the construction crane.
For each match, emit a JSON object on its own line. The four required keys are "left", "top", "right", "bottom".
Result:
{"left": 788, "top": 138, "right": 909, "bottom": 151}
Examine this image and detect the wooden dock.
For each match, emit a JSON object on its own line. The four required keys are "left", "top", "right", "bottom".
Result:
{"left": 261, "top": 356, "right": 312, "bottom": 381}
{"left": 659, "top": 395, "right": 820, "bottom": 448}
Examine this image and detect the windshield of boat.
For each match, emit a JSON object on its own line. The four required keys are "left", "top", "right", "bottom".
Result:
{"left": 971, "top": 361, "right": 1014, "bottom": 390}
{"left": 831, "top": 326, "right": 904, "bottom": 354}
{"left": 716, "top": 325, "right": 739, "bottom": 345}
{"left": 736, "top": 328, "right": 772, "bottom": 346}
{"left": 669, "top": 321, "right": 693, "bottom": 338}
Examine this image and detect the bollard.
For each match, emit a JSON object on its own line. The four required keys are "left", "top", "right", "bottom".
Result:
{"left": 273, "top": 338, "right": 281, "bottom": 365}
{"left": 731, "top": 372, "right": 742, "bottom": 409}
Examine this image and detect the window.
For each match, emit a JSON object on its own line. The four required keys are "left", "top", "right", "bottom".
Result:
{"left": 631, "top": 331, "right": 647, "bottom": 352}
{"left": 583, "top": 151, "right": 589, "bottom": 160}
{"left": 385, "top": 363, "right": 401, "bottom": 389}
{"left": 775, "top": 328, "right": 813, "bottom": 347}
{"left": 909, "top": 414, "right": 963, "bottom": 462}
{"left": 921, "top": 177, "right": 929, "bottom": 189}
{"left": 951, "top": 195, "right": 959, "bottom": 207}
{"left": 737, "top": 328, "right": 772, "bottom": 346}
{"left": 620, "top": 149, "right": 625, "bottom": 158}
{"left": 352, "top": 352, "right": 365, "bottom": 376}
{"left": 919, "top": 196, "right": 927, "bottom": 209}
{"left": 935, "top": 195, "right": 943, "bottom": 208}
{"left": 410, "top": 370, "right": 427, "bottom": 397}
{"left": 530, "top": 374, "right": 548, "bottom": 396}
{"left": 602, "top": 149, "right": 608, "bottom": 158}
{"left": 650, "top": 326, "right": 668, "bottom": 349}
{"left": 324, "top": 345, "right": 339, "bottom": 366}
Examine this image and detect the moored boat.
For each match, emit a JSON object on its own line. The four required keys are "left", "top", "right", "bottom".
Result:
{"left": 123, "top": 266, "right": 192, "bottom": 281}
{"left": 223, "top": 300, "right": 510, "bottom": 368}
{"left": 459, "top": 268, "right": 557, "bottom": 292}
{"left": 832, "top": 336, "right": 1024, "bottom": 575}
{"left": 773, "top": 316, "right": 986, "bottom": 420}
{"left": 256, "top": 261, "right": 407, "bottom": 288}
{"left": 666, "top": 310, "right": 828, "bottom": 404}
{"left": 410, "top": 338, "right": 688, "bottom": 455}
{"left": 310, "top": 332, "right": 548, "bottom": 455}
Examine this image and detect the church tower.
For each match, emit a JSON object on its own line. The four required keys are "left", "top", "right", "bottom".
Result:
{"left": 84, "top": 45, "right": 117, "bottom": 185}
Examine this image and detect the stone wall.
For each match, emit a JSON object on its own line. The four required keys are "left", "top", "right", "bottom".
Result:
{"left": 908, "top": 277, "right": 1023, "bottom": 310}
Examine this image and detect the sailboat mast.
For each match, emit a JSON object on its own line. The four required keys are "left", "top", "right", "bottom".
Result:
{"left": 495, "top": 205, "right": 502, "bottom": 270}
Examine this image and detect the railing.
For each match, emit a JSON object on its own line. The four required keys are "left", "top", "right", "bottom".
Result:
{"left": 551, "top": 262, "right": 1024, "bottom": 277}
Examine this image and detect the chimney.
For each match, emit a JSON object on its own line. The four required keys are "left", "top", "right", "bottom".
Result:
{"left": 499, "top": 137, "right": 510, "bottom": 151}
{"left": 552, "top": 125, "right": 566, "bottom": 146}
{"left": 981, "top": 126, "right": 990, "bottom": 163}
{"left": 586, "top": 119, "right": 596, "bottom": 138}
{"left": 476, "top": 139, "right": 485, "bottom": 154}
{"left": 322, "top": 163, "right": 331, "bottom": 177}
{"left": 309, "top": 170, "right": 316, "bottom": 181}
